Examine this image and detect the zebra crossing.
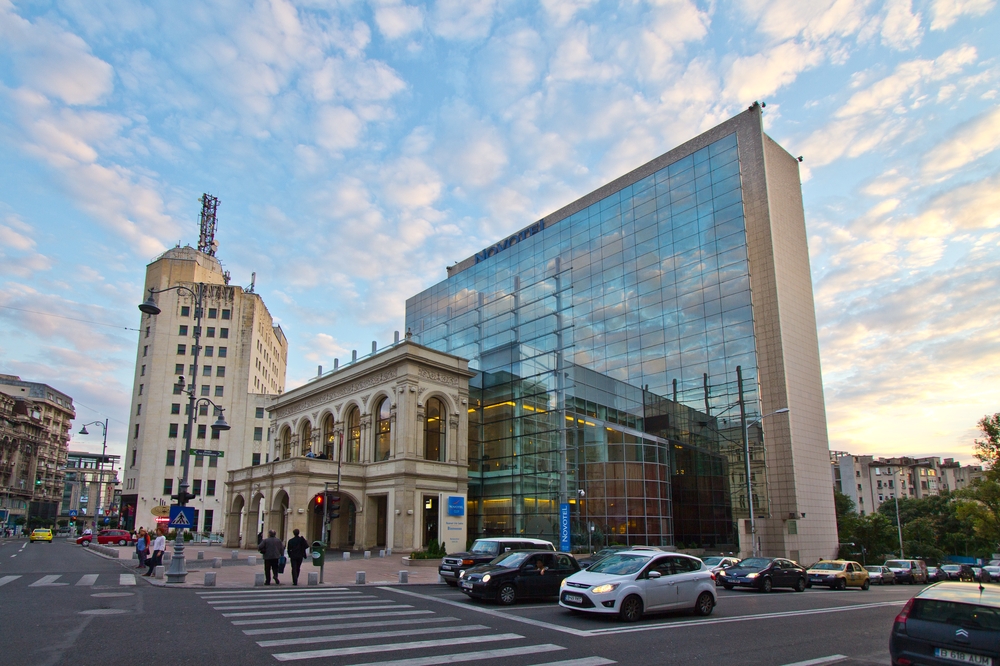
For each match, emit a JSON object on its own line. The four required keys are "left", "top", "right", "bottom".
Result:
{"left": 198, "top": 587, "right": 616, "bottom": 666}
{"left": 0, "top": 573, "right": 137, "bottom": 587}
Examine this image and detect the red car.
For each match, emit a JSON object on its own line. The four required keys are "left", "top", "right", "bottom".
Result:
{"left": 76, "top": 529, "right": 135, "bottom": 546}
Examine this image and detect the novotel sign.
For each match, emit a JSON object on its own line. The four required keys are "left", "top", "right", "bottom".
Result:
{"left": 474, "top": 219, "right": 546, "bottom": 264}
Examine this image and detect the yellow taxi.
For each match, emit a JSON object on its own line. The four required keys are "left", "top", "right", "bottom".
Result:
{"left": 30, "top": 528, "right": 53, "bottom": 542}
{"left": 806, "top": 559, "right": 870, "bottom": 590}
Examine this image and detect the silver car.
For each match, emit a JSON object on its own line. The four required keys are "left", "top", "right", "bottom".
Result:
{"left": 865, "top": 565, "right": 895, "bottom": 585}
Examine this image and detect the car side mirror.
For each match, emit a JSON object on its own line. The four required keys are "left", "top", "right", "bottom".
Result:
{"left": 648, "top": 571, "right": 662, "bottom": 579}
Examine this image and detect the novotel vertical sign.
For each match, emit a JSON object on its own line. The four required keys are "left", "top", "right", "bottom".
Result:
{"left": 474, "top": 219, "right": 546, "bottom": 264}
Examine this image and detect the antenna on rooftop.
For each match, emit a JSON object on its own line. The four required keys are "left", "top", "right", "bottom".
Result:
{"left": 246, "top": 271, "right": 256, "bottom": 294}
{"left": 198, "top": 193, "right": 220, "bottom": 256}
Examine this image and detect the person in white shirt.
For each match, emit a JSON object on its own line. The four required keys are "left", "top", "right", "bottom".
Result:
{"left": 143, "top": 527, "right": 167, "bottom": 577}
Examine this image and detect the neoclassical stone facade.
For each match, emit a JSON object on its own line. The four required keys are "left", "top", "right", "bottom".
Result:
{"left": 224, "top": 341, "right": 474, "bottom": 552}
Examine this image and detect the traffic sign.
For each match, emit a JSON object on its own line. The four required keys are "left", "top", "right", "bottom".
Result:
{"left": 168, "top": 506, "right": 195, "bottom": 529}
{"left": 151, "top": 505, "right": 170, "bottom": 517}
{"left": 68, "top": 510, "right": 78, "bottom": 517}
{"left": 189, "top": 449, "right": 224, "bottom": 457}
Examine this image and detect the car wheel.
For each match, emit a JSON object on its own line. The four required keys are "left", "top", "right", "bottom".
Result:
{"left": 794, "top": 577, "right": 806, "bottom": 593}
{"left": 723, "top": 584, "right": 734, "bottom": 590}
{"left": 759, "top": 578, "right": 772, "bottom": 593}
{"left": 694, "top": 592, "right": 715, "bottom": 616}
{"left": 862, "top": 579, "right": 870, "bottom": 590}
{"left": 619, "top": 595, "right": 643, "bottom": 622}
{"left": 118, "top": 539, "right": 127, "bottom": 546}
{"left": 837, "top": 578, "right": 847, "bottom": 591}
{"left": 497, "top": 583, "right": 517, "bottom": 606}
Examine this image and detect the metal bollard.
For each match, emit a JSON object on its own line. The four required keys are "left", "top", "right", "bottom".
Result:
{"left": 248, "top": 555, "right": 257, "bottom": 566}
{"left": 364, "top": 551, "right": 371, "bottom": 559}
{"left": 254, "top": 573, "right": 265, "bottom": 587}
{"left": 232, "top": 550, "right": 239, "bottom": 560}
{"left": 197, "top": 551, "right": 205, "bottom": 560}
{"left": 387, "top": 548, "right": 392, "bottom": 556}
{"left": 398, "top": 571, "right": 408, "bottom": 584}
{"left": 204, "top": 572, "right": 216, "bottom": 587}
{"left": 212, "top": 558, "right": 222, "bottom": 568}
{"left": 162, "top": 552, "right": 171, "bottom": 564}
{"left": 379, "top": 549, "right": 385, "bottom": 558}
{"left": 342, "top": 552, "right": 350, "bottom": 561}
{"left": 154, "top": 565, "right": 164, "bottom": 579}
{"left": 356, "top": 571, "right": 366, "bottom": 584}
{"left": 308, "top": 572, "right": 318, "bottom": 586}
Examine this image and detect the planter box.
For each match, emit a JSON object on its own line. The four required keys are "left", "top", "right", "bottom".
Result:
{"left": 402, "top": 557, "right": 442, "bottom": 567}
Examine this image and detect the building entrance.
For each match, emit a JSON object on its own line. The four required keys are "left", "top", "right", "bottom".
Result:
{"left": 423, "top": 496, "right": 438, "bottom": 547}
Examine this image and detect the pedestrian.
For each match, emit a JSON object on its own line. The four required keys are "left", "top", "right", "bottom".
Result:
{"left": 286, "top": 529, "right": 308, "bottom": 586}
{"left": 258, "top": 529, "right": 284, "bottom": 585}
{"left": 144, "top": 527, "right": 166, "bottom": 577}
{"left": 135, "top": 528, "right": 149, "bottom": 568}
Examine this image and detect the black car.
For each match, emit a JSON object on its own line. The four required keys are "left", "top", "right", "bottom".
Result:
{"left": 460, "top": 550, "right": 581, "bottom": 605}
{"left": 891, "top": 582, "right": 1000, "bottom": 665}
{"left": 717, "top": 557, "right": 808, "bottom": 593}
{"left": 438, "top": 537, "right": 555, "bottom": 586}
{"left": 576, "top": 547, "right": 628, "bottom": 569}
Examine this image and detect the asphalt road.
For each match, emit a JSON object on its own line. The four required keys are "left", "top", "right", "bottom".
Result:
{"left": 1, "top": 539, "right": 911, "bottom": 666}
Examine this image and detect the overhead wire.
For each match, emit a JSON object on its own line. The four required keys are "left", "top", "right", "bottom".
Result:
{"left": 0, "top": 304, "right": 140, "bottom": 332}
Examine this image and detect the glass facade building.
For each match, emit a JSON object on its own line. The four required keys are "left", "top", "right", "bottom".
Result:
{"left": 405, "top": 106, "right": 838, "bottom": 561}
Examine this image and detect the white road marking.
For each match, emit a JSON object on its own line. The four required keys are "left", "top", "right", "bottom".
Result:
{"left": 30, "top": 575, "right": 67, "bottom": 587}
{"left": 76, "top": 574, "right": 99, "bottom": 586}
{"left": 272, "top": 633, "right": 524, "bottom": 662}
{"left": 0, "top": 575, "right": 22, "bottom": 586}
{"left": 120, "top": 574, "right": 136, "bottom": 586}
{"left": 242, "top": 617, "right": 458, "bottom": 636}
{"left": 222, "top": 602, "right": 402, "bottom": 618}
{"left": 533, "top": 660, "right": 617, "bottom": 666}
{"left": 231, "top": 609, "right": 434, "bottom": 626}
{"left": 258, "top": 624, "right": 490, "bottom": 648}
{"left": 199, "top": 587, "right": 350, "bottom": 597}
{"left": 335, "top": 644, "right": 566, "bottom": 666}
{"left": 205, "top": 592, "right": 363, "bottom": 604}
{"left": 10, "top": 554, "right": 15, "bottom": 558}
{"left": 780, "top": 656, "right": 848, "bottom": 666}
{"left": 211, "top": 597, "right": 376, "bottom": 610}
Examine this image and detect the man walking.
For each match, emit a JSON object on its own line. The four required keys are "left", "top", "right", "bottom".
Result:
{"left": 258, "top": 529, "right": 284, "bottom": 585}
{"left": 143, "top": 527, "right": 166, "bottom": 577}
{"left": 286, "top": 529, "right": 308, "bottom": 585}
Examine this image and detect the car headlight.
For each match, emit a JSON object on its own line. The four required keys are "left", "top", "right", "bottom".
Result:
{"left": 718, "top": 570, "right": 727, "bottom": 577}
{"left": 746, "top": 572, "right": 758, "bottom": 579}
{"left": 482, "top": 574, "right": 490, "bottom": 583}
{"left": 459, "top": 570, "right": 465, "bottom": 579}
{"left": 591, "top": 583, "right": 620, "bottom": 594}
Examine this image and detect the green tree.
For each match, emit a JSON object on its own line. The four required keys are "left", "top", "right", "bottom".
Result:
{"left": 973, "top": 413, "right": 1000, "bottom": 468}
{"left": 849, "top": 513, "right": 897, "bottom": 564}
{"left": 956, "top": 479, "right": 1000, "bottom": 556}
{"left": 834, "top": 490, "right": 857, "bottom": 543}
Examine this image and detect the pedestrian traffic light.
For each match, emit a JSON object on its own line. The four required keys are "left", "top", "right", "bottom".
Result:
{"left": 313, "top": 493, "right": 324, "bottom": 514}
{"left": 327, "top": 493, "right": 341, "bottom": 520}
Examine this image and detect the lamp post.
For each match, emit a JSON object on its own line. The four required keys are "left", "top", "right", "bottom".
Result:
{"left": 578, "top": 489, "right": 589, "bottom": 555}
{"left": 743, "top": 407, "right": 789, "bottom": 558}
{"left": 139, "top": 284, "right": 230, "bottom": 583}
{"left": 78, "top": 419, "right": 108, "bottom": 538}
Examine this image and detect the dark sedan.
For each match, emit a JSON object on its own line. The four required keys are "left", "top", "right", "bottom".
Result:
{"left": 717, "top": 557, "right": 808, "bottom": 593}
{"left": 891, "top": 583, "right": 1000, "bottom": 666}
{"left": 460, "top": 550, "right": 581, "bottom": 605}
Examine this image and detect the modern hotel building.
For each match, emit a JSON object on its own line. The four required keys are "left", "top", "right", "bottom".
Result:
{"left": 405, "top": 104, "right": 837, "bottom": 563}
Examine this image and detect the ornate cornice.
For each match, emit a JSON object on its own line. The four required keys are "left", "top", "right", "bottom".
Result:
{"left": 273, "top": 368, "right": 399, "bottom": 418}
{"left": 418, "top": 367, "right": 460, "bottom": 386}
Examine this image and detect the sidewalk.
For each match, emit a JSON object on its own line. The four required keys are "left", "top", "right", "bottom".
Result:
{"left": 86, "top": 541, "right": 443, "bottom": 589}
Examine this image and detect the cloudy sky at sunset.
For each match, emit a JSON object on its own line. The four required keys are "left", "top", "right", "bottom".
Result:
{"left": 1, "top": 0, "right": 998, "bottom": 465}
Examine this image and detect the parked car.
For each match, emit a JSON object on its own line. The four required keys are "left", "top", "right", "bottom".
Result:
{"left": 866, "top": 565, "right": 896, "bottom": 585}
{"left": 890, "top": 582, "right": 1000, "bottom": 666}
{"left": 884, "top": 559, "right": 929, "bottom": 584}
{"left": 941, "top": 564, "right": 963, "bottom": 581}
{"left": 558, "top": 550, "right": 716, "bottom": 622}
{"left": 702, "top": 556, "right": 741, "bottom": 585}
{"left": 983, "top": 566, "right": 1000, "bottom": 582}
{"left": 577, "top": 546, "right": 663, "bottom": 569}
{"left": 439, "top": 537, "right": 555, "bottom": 586}
{"left": 806, "top": 560, "right": 870, "bottom": 590}
{"left": 925, "top": 566, "right": 947, "bottom": 583}
{"left": 29, "top": 529, "right": 53, "bottom": 542}
{"left": 972, "top": 567, "right": 991, "bottom": 584}
{"left": 460, "top": 550, "right": 581, "bottom": 604}
{"left": 717, "top": 557, "right": 808, "bottom": 593}
{"left": 76, "top": 529, "right": 135, "bottom": 546}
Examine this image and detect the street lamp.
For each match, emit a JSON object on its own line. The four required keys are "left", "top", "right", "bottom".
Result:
{"left": 743, "top": 407, "right": 789, "bottom": 558}
{"left": 78, "top": 419, "right": 108, "bottom": 539}
{"left": 139, "top": 284, "right": 230, "bottom": 583}
{"left": 577, "top": 489, "right": 590, "bottom": 555}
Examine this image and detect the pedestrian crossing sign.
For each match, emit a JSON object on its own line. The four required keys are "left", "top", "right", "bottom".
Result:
{"left": 168, "top": 506, "right": 195, "bottom": 529}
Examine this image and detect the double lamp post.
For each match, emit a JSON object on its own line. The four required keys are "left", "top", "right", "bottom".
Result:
{"left": 77, "top": 419, "right": 108, "bottom": 534}
{"left": 139, "top": 283, "right": 230, "bottom": 584}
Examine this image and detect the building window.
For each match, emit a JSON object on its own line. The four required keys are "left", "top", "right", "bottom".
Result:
{"left": 374, "top": 398, "right": 392, "bottom": 461}
{"left": 203, "top": 509, "right": 214, "bottom": 532}
{"left": 163, "top": 479, "right": 172, "bottom": 495}
{"left": 193, "top": 326, "right": 201, "bottom": 337}
{"left": 211, "top": 427, "right": 220, "bottom": 440}
{"left": 424, "top": 397, "right": 445, "bottom": 462}
{"left": 173, "top": 384, "right": 182, "bottom": 395}
{"left": 788, "top": 520, "right": 798, "bottom": 535}
{"left": 171, "top": 403, "right": 180, "bottom": 415}
{"left": 197, "top": 424, "right": 206, "bottom": 440}
{"left": 218, "top": 347, "right": 227, "bottom": 358}
{"left": 131, "top": 449, "right": 137, "bottom": 466}
{"left": 136, "top": 404, "right": 142, "bottom": 416}
{"left": 207, "top": 480, "right": 216, "bottom": 496}
{"left": 347, "top": 408, "right": 361, "bottom": 462}
{"left": 252, "top": 453, "right": 261, "bottom": 466}
{"left": 179, "top": 325, "right": 188, "bottom": 336}
{"left": 138, "top": 384, "right": 143, "bottom": 396}
{"left": 215, "top": 386, "right": 224, "bottom": 397}
{"left": 203, "top": 365, "right": 212, "bottom": 376}
{"left": 181, "top": 306, "right": 190, "bottom": 316}
{"left": 175, "top": 363, "right": 184, "bottom": 374}
{"left": 221, "top": 309, "right": 230, "bottom": 320}
{"left": 254, "top": 427, "right": 263, "bottom": 441}
{"left": 207, "top": 327, "right": 215, "bottom": 338}
{"left": 255, "top": 407, "right": 264, "bottom": 419}
{"left": 134, "top": 424, "right": 139, "bottom": 438}
{"left": 177, "top": 344, "right": 186, "bottom": 355}
{"left": 168, "top": 424, "right": 178, "bottom": 438}
{"left": 204, "top": 346, "right": 213, "bottom": 357}
{"left": 195, "top": 454, "right": 204, "bottom": 467}
{"left": 199, "top": 403, "right": 208, "bottom": 416}
{"left": 220, "top": 328, "right": 229, "bottom": 339}
{"left": 145, "top": 326, "right": 150, "bottom": 338}
{"left": 216, "top": 366, "right": 225, "bottom": 377}
{"left": 183, "top": 424, "right": 190, "bottom": 438}
{"left": 193, "top": 479, "right": 202, "bottom": 496}
{"left": 166, "top": 449, "right": 176, "bottom": 466}
{"left": 208, "top": 308, "right": 217, "bottom": 318}
{"left": 143, "top": 345, "right": 148, "bottom": 357}
{"left": 201, "top": 385, "right": 210, "bottom": 396}
{"left": 209, "top": 455, "right": 218, "bottom": 467}
{"left": 189, "top": 364, "right": 196, "bottom": 375}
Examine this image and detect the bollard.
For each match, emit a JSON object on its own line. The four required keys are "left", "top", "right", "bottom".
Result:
{"left": 248, "top": 555, "right": 257, "bottom": 566}
{"left": 308, "top": 572, "right": 318, "bottom": 586}
{"left": 162, "top": 552, "right": 171, "bottom": 564}
{"left": 342, "top": 552, "right": 350, "bottom": 561}
{"left": 197, "top": 551, "right": 205, "bottom": 560}
{"left": 212, "top": 558, "right": 222, "bottom": 568}
{"left": 232, "top": 550, "right": 239, "bottom": 560}
{"left": 254, "top": 573, "right": 265, "bottom": 587}
{"left": 154, "top": 565, "right": 164, "bottom": 579}
{"left": 364, "top": 551, "right": 371, "bottom": 560}
{"left": 204, "top": 572, "right": 216, "bottom": 587}
{"left": 387, "top": 548, "right": 392, "bottom": 556}
{"left": 379, "top": 549, "right": 385, "bottom": 558}
{"left": 132, "top": 552, "right": 139, "bottom": 560}
{"left": 356, "top": 571, "right": 366, "bottom": 584}
{"left": 398, "top": 571, "right": 408, "bottom": 584}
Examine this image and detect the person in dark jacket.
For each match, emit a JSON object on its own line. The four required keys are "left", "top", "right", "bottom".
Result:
{"left": 257, "top": 530, "right": 284, "bottom": 585}
{"left": 286, "top": 529, "right": 309, "bottom": 586}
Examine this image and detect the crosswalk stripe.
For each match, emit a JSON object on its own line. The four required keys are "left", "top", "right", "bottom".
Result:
{"left": 334, "top": 644, "right": 566, "bottom": 666}
{"left": 0, "top": 575, "right": 21, "bottom": 587}
{"left": 257, "top": 624, "right": 490, "bottom": 649}
{"left": 243, "top": 616, "right": 458, "bottom": 636}
{"left": 77, "top": 574, "right": 99, "bottom": 586}
{"left": 231, "top": 609, "right": 434, "bottom": 626}
{"left": 272, "top": 633, "right": 524, "bottom": 662}
{"left": 222, "top": 602, "right": 403, "bottom": 618}
{"left": 30, "top": 575, "right": 67, "bottom": 587}
{"left": 199, "top": 587, "right": 350, "bottom": 597}
{"left": 532, "top": 659, "right": 617, "bottom": 666}
{"left": 120, "top": 574, "right": 136, "bottom": 586}
{"left": 206, "top": 592, "right": 363, "bottom": 604}
{"left": 212, "top": 597, "right": 376, "bottom": 610}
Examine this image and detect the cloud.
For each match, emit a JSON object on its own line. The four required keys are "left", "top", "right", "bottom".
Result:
{"left": 881, "top": 0, "right": 923, "bottom": 50}
{"left": 547, "top": 28, "right": 618, "bottom": 82}
{"left": 372, "top": 1, "right": 424, "bottom": 39}
{"left": 723, "top": 41, "right": 823, "bottom": 103}
{"left": 431, "top": 0, "right": 497, "bottom": 40}
{"left": 315, "top": 105, "right": 363, "bottom": 152}
{"left": 740, "top": 0, "right": 871, "bottom": 42}
{"left": 922, "top": 106, "right": 1000, "bottom": 176}
{"left": 380, "top": 156, "right": 444, "bottom": 209}
{"left": 930, "top": 0, "right": 997, "bottom": 30}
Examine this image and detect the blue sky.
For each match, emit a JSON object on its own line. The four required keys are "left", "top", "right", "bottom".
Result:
{"left": 1, "top": 0, "right": 998, "bottom": 466}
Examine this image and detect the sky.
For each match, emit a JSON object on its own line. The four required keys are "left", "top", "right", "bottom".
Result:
{"left": 1, "top": 0, "right": 998, "bottom": 467}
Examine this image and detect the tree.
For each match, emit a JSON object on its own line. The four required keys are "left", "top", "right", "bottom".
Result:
{"left": 956, "top": 479, "right": 1000, "bottom": 555}
{"left": 834, "top": 490, "right": 858, "bottom": 541}
{"left": 973, "top": 413, "right": 1000, "bottom": 469}
{"left": 849, "top": 513, "right": 897, "bottom": 564}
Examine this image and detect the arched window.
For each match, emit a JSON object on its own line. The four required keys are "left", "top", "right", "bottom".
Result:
{"left": 301, "top": 421, "right": 312, "bottom": 456}
{"left": 322, "top": 414, "right": 335, "bottom": 459}
{"left": 375, "top": 398, "right": 391, "bottom": 462}
{"left": 346, "top": 407, "right": 360, "bottom": 463}
{"left": 424, "top": 397, "right": 445, "bottom": 461}
{"left": 280, "top": 427, "right": 291, "bottom": 460}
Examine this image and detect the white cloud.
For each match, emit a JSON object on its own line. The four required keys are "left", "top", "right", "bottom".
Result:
{"left": 922, "top": 106, "right": 1000, "bottom": 176}
{"left": 741, "top": 0, "right": 871, "bottom": 42}
{"left": 547, "top": 28, "right": 617, "bottom": 82}
{"left": 315, "top": 105, "right": 363, "bottom": 152}
{"left": 881, "top": 0, "right": 923, "bottom": 50}
{"left": 373, "top": 1, "right": 424, "bottom": 39}
{"left": 431, "top": 0, "right": 497, "bottom": 40}
{"left": 380, "top": 156, "right": 443, "bottom": 209}
{"left": 723, "top": 41, "right": 823, "bottom": 103}
{"left": 540, "top": 0, "right": 597, "bottom": 26}
{"left": 930, "top": 0, "right": 996, "bottom": 30}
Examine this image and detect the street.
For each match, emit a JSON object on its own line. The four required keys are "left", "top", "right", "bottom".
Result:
{"left": 0, "top": 539, "right": 908, "bottom": 666}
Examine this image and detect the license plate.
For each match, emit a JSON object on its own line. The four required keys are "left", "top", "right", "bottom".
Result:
{"left": 935, "top": 648, "right": 993, "bottom": 665}
{"left": 441, "top": 565, "right": 453, "bottom": 570}
{"left": 564, "top": 593, "right": 583, "bottom": 603}
{"left": 461, "top": 581, "right": 472, "bottom": 589}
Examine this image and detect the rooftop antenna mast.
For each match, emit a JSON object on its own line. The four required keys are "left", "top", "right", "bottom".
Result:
{"left": 198, "top": 193, "right": 220, "bottom": 257}
{"left": 246, "top": 272, "right": 256, "bottom": 294}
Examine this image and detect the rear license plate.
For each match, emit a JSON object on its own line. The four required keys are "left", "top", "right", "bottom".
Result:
{"left": 460, "top": 581, "right": 472, "bottom": 589}
{"left": 564, "top": 593, "right": 583, "bottom": 603}
{"left": 935, "top": 648, "right": 993, "bottom": 665}
{"left": 441, "top": 565, "right": 453, "bottom": 570}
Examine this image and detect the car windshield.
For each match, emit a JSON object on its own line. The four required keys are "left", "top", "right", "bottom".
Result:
{"left": 864, "top": 566, "right": 882, "bottom": 573}
{"left": 942, "top": 565, "right": 961, "bottom": 571}
{"left": 885, "top": 561, "right": 912, "bottom": 569}
{"left": 490, "top": 551, "right": 529, "bottom": 568}
{"left": 469, "top": 540, "right": 500, "bottom": 556}
{"left": 912, "top": 599, "right": 1000, "bottom": 631}
{"left": 811, "top": 562, "right": 846, "bottom": 571}
{"left": 702, "top": 557, "right": 724, "bottom": 566}
{"left": 736, "top": 558, "right": 772, "bottom": 569}
{"left": 586, "top": 554, "right": 651, "bottom": 575}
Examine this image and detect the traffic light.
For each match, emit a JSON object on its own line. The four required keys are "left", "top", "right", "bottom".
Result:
{"left": 313, "top": 493, "right": 324, "bottom": 514}
{"left": 171, "top": 490, "right": 196, "bottom": 504}
{"left": 327, "top": 493, "right": 341, "bottom": 520}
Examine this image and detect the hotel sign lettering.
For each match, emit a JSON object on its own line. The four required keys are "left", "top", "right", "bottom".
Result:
{"left": 474, "top": 219, "right": 545, "bottom": 263}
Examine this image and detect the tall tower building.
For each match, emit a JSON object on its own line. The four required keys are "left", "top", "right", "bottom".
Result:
{"left": 121, "top": 244, "right": 287, "bottom": 533}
